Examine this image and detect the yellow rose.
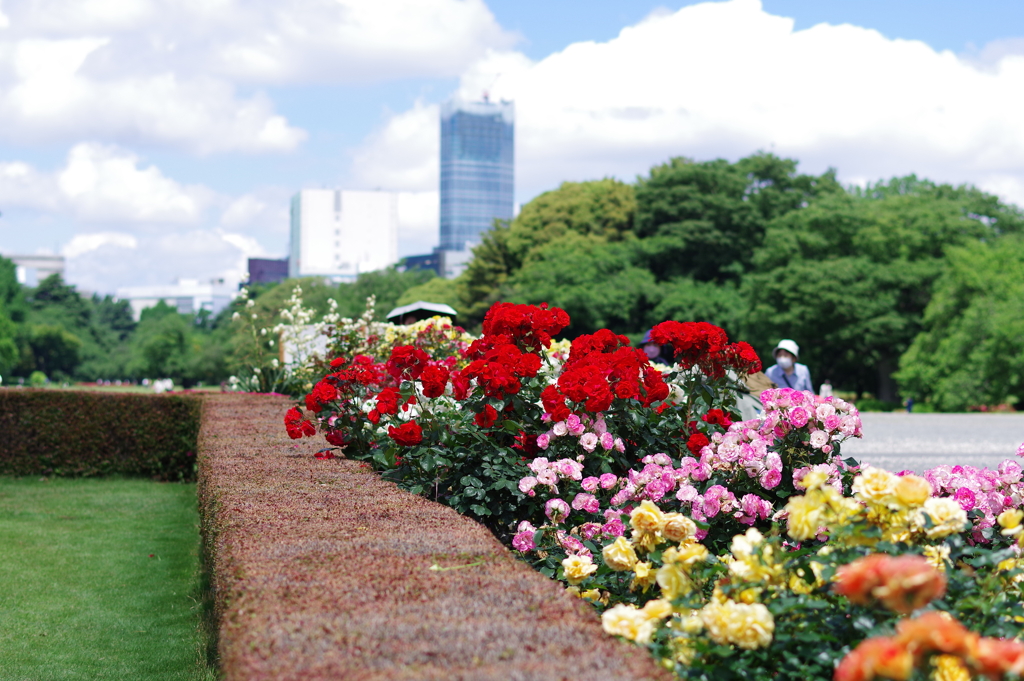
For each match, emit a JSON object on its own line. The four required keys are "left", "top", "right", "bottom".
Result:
{"left": 799, "top": 470, "right": 828, "bottom": 491}
{"left": 602, "top": 536, "right": 638, "bottom": 571}
{"left": 562, "top": 554, "right": 598, "bottom": 585}
{"left": 999, "top": 509, "right": 1024, "bottom": 536}
{"left": 580, "top": 588, "right": 604, "bottom": 603}
{"left": 893, "top": 474, "right": 932, "bottom": 508}
{"left": 632, "top": 561, "right": 657, "bottom": 592}
{"left": 671, "top": 542, "right": 710, "bottom": 567}
{"left": 700, "top": 600, "right": 774, "bottom": 650}
{"left": 656, "top": 562, "right": 693, "bottom": 600}
{"left": 852, "top": 467, "right": 897, "bottom": 505}
{"left": 915, "top": 498, "right": 968, "bottom": 539}
{"left": 602, "top": 604, "right": 648, "bottom": 642}
{"left": 923, "top": 545, "right": 951, "bottom": 571}
{"left": 785, "top": 493, "right": 824, "bottom": 541}
{"left": 931, "top": 654, "right": 971, "bottom": 681}
{"left": 641, "top": 598, "right": 674, "bottom": 621}
{"left": 662, "top": 512, "right": 697, "bottom": 543}
{"left": 630, "top": 499, "right": 666, "bottom": 535}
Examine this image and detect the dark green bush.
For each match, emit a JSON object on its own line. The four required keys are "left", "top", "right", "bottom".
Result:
{"left": 0, "top": 389, "right": 201, "bottom": 480}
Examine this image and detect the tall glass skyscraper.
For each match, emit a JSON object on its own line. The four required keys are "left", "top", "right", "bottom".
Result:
{"left": 439, "top": 97, "right": 514, "bottom": 252}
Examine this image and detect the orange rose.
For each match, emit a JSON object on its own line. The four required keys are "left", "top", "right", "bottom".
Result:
{"left": 972, "top": 637, "right": 1024, "bottom": 679}
{"left": 834, "top": 554, "right": 946, "bottom": 614}
{"left": 834, "top": 554, "right": 887, "bottom": 605}
{"left": 872, "top": 555, "right": 947, "bottom": 614}
{"left": 835, "top": 637, "right": 913, "bottom": 681}
{"left": 894, "top": 611, "right": 976, "bottom": 658}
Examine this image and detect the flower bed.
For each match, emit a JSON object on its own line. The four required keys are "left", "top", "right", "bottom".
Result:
{"left": 0, "top": 388, "right": 201, "bottom": 480}
{"left": 292, "top": 302, "right": 1024, "bottom": 681}
{"left": 198, "top": 393, "right": 669, "bottom": 680}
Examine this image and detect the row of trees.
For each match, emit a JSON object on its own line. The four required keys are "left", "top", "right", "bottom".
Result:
{"left": 0, "top": 259, "right": 436, "bottom": 387}
{"left": 395, "top": 153, "right": 1024, "bottom": 409}
{"left": 3, "top": 151, "right": 1021, "bottom": 408}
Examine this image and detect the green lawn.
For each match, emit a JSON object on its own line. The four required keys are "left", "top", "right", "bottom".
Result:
{"left": 0, "top": 478, "right": 215, "bottom": 681}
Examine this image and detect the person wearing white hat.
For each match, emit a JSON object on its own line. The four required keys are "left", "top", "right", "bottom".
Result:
{"left": 764, "top": 339, "right": 813, "bottom": 393}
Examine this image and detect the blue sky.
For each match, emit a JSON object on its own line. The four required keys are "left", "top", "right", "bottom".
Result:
{"left": 1, "top": 0, "right": 1023, "bottom": 293}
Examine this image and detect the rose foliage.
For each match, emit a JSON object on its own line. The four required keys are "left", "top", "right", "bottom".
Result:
{"left": 288, "top": 302, "right": 1024, "bottom": 680}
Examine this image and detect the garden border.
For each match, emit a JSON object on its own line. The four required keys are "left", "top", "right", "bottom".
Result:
{"left": 197, "top": 393, "right": 670, "bottom": 680}
{"left": 0, "top": 388, "right": 201, "bottom": 480}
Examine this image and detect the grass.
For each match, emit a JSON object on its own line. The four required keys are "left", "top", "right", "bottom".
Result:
{"left": 0, "top": 477, "right": 216, "bottom": 681}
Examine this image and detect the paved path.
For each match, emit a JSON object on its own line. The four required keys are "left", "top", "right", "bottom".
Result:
{"left": 840, "top": 413, "right": 1024, "bottom": 472}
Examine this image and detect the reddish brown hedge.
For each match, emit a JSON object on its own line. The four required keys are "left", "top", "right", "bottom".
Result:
{"left": 198, "top": 394, "right": 672, "bottom": 681}
{"left": 0, "top": 388, "right": 201, "bottom": 480}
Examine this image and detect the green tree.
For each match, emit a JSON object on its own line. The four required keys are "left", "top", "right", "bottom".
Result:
{"left": 508, "top": 233, "right": 658, "bottom": 337}
{"left": 458, "top": 179, "right": 636, "bottom": 325}
{"left": 395, "top": 277, "right": 462, "bottom": 312}
{"left": 895, "top": 236, "right": 1024, "bottom": 411}
{"left": 744, "top": 179, "right": 1024, "bottom": 398}
{"left": 634, "top": 153, "right": 841, "bottom": 283}
{"left": 24, "top": 324, "right": 83, "bottom": 378}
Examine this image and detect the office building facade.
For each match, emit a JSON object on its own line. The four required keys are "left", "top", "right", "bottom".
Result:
{"left": 439, "top": 97, "right": 514, "bottom": 252}
{"left": 289, "top": 189, "right": 399, "bottom": 281}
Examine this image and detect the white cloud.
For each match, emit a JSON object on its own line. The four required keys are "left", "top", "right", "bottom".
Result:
{"left": 349, "top": 100, "right": 441, "bottom": 191}
{"left": 61, "top": 231, "right": 138, "bottom": 258}
{"left": 397, "top": 191, "right": 439, "bottom": 256}
{"left": 352, "top": 0, "right": 1024, "bottom": 208}
{"left": 0, "top": 37, "right": 306, "bottom": 153}
{"left": 57, "top": 143, "right": 214, "bottom": 222}
{"left": 0, "top": 0, "right": 515, "bottom": 152}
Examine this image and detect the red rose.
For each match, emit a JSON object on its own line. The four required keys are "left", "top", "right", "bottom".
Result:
{"left": 702, "top": 409, "right": 733, "bottom": 428}
{"left": 304, "top": 379, "right": 337, "bottom": 412}
{"left": 367, "top": 409, "right": 381, "bottom": 424}
{"left": 686, "top": 432, "right": 709, "bottom": 456}
{"left": 284, "top": 407, "right": 316, "bottom": 439}
{"left": 450, "top": 370, "right": 471, "bottom": 400}
{"left": 325, "top": 430, "right": 349, "bottom": 447}
{"left": 388, "top": 421, "right": 423, "bottom": 446}
{"left": 419, "top": 363, "right": 450, "bottom": 398}
{"left": 375, "top": 387, "right": 400, "bottom": 415}
{"left": 386, "top": 345, "right": 431, "bottom": 381}
{"left": 474, "top": 404, "right": 499, "bottom": 428}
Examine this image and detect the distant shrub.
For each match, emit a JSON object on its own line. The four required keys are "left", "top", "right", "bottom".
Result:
{"left": 0, "top": 389, "right": 201, "bottom": 480}
{"left": 28, "top": 371, "right": 47, "bottom": 387}
{"left": 854, "top": 398, "right": 902, "bottom": 412}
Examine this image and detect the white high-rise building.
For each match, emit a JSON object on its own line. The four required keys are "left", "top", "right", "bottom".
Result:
{"left": 289, "top": 189, "right": 399, "bottom": 280}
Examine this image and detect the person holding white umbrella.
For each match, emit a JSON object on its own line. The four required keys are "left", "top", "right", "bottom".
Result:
{"left": 764, "top": 339, "right": 813, "bottom": 393}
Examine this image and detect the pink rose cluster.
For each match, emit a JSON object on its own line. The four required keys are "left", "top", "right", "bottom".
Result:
{"left": 537, "top": 412, "right": 626, "bottom": 454}
{"left": 794, "top": 462, "right": 848, "bottom": 493}
{"left": 690, "top": 420, "right": 783, "bottom": 491}
{"left": 759, "top": 388, "right": 862, "bottom": 454}
{"left": 519, "top": 457, "right": 585, "bottom": 496}
{"left": 673, "top": 482, "right": 772, "bottom": 530}
{"left": 918, "top": 460, "right": 1023, "bottom": 542}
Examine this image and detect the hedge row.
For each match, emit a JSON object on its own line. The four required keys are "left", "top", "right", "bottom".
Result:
{"left": 197, "top": 393, "right": 670, "bottom": 681}
{"left": 0, "top": 388, "right": 202, "bottom": 480}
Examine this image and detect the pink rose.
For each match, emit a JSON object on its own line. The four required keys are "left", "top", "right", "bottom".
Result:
{"left": 545, "top": 498, "right": 570, "bottom": 522}
{"left": 579, "top": 432, "right": 599, "bottom": 452}
{"left": 512, "top": 530, "right": 535, "bottom": 551}
{"left": 572, "top": 493, "right": 601, "bottom": 514}
{"left": 599, "top": 432, "right": 615, "bottom": 450}
{"left": 599, "top": 473, "right": 618, "bottom": 489}
{"left": 581, "top": 476, "right": 600, "bottom": 492}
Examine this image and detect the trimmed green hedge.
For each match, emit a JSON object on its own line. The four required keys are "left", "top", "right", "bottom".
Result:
{"left": 0, "top": 389, "right": 202, "bottom": 481}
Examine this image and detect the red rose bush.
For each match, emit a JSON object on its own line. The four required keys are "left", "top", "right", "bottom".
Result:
{"left": 283, "top": 300, "right": 1024, "bottom": 681}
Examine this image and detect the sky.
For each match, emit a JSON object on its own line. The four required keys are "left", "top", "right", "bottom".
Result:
{"left": 1, "top": 0, "right": 1023, "bottom": 295}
